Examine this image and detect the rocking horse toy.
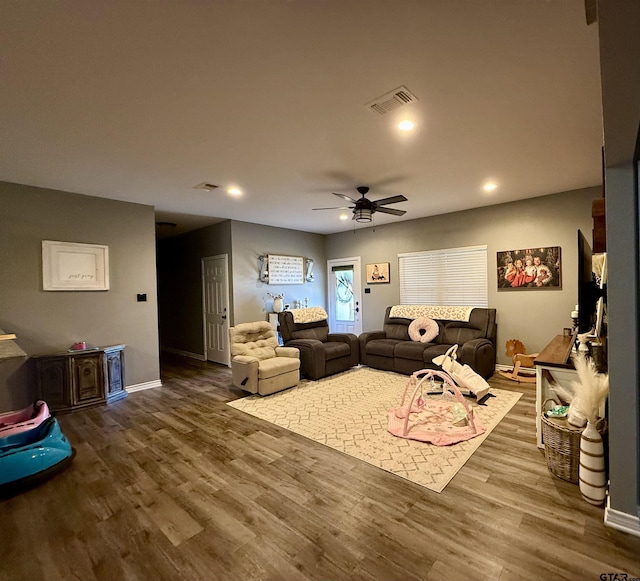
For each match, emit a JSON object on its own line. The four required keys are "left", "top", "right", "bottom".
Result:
{"left": 498, "top": 339, "right": 538, "bottom": 383}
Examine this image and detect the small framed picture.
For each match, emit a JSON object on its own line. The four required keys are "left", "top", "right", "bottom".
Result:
{"left": 366, "top": 262, "right": 390, "bottom": 284}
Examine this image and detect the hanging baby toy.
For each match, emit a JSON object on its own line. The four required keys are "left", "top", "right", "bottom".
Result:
{"left": 388, "top": 369, "right": 486, "bottom": 446}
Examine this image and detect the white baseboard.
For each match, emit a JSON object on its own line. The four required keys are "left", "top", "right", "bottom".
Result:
{"left": 126, "top": 379, "right": 162, "bottom": 393}
{"left": 604, "top": 496, "right": 640, "bottom": 537}
{"left": 161, "top": 346, "right": 206, "bottom": 361}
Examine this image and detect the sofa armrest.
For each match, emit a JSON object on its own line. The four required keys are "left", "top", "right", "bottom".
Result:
{"left": 276, "top": 346, "right": 300, "bottom": 359}
{"left": 358, "top": 331, "right": 386, "bottom": 365}
{"left": 327, "top": 333, "right": 356, "bottom": 342}
{"left": 282, "top": 338, "right": 326, "bottom": 380}
{"left": 459, "top": 338, "right": 496, "bottom": 379}
{"left": 231, "top": 356, "right": 259, "bottom": 393}
{"left": 233, "top": 355, "right": 259, "bottom": 364}
{"left": 359, "top": 330, "right": 386, "bottom": 343}
{"left": 328, "top": 333, "right": 359, "bottom": 367}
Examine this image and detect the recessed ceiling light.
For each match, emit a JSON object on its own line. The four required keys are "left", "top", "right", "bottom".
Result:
{"left": 397, "top": 120, "right": 415, "bottom": 131}
{"left": 227, "top": 187, "right": 242, "bottom": 196}
{"left": 483, "top": 182, "right": 498, "bottom": 192}
{"left": 339, "top": 214, "right": 349, "bottom": 220}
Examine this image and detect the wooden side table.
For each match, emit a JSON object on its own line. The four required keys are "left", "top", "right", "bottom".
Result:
{"left": 534, "top": 334, "right": 575, "bottom": 448}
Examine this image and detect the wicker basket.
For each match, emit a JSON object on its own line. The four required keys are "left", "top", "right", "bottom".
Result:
{"left": 541, "top": 399, "right": 607, "bottom": 484}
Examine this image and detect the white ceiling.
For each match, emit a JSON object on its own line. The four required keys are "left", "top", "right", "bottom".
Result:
{"left": 0, "top": 1, "right": 603, "bottom": 237}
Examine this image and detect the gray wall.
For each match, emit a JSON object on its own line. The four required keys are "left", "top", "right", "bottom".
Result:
{"left": 157, "top": 220, "right": 233, "bottom": 356}
{"left": 230, "top": 220, "right": 325, "bottom": 325}
{"left": 156, "top": 219, "right": 325, "bottom": 354}
{"left": 598, "top": 0, "right": 640, "bottom": 520}
{"left": 325, "top": 187, "right": 597, "bottom": 365}
{"left": 0, "top": 181, "right": 160, "bottom": 411}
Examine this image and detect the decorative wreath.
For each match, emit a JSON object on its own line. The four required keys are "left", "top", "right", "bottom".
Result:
{"left": 408, "top": 317, "right": 439, "bottom": 343}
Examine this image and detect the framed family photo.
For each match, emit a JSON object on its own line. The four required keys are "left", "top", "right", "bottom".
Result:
{"left": 366, "top": 262, "right": 390, "bottom": 284}
{"left": 497, "top": 247, "right": 561, "bottom": 290}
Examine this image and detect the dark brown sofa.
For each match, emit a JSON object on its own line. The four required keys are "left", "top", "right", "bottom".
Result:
{"left": 278, "top": 311, "right": 359, "bottom": 380}
{"left": 359, "top": 306, "right": 497, "bottom": 378}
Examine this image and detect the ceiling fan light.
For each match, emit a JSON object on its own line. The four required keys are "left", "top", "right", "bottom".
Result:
{"left": 355, "top": 208, "right": 372, "bottom": 222}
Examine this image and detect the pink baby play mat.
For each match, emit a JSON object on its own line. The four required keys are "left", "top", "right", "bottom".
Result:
{"left": 388, "top": 369, "right": 486, "bottom": 446}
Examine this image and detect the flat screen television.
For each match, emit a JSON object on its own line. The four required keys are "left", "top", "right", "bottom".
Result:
{"left": 577, "top": 229, "right": 606, "bottom": 335}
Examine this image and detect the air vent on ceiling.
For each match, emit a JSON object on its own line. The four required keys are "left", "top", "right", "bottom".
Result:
{"left": 365, "top": 86, "right": 418, "bottom": 115}
{"left": 193, "top": 182, "right": 219, "bottom": 191}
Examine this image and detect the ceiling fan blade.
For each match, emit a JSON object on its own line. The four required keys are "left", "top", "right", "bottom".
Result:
{"left": 375, "top": 206, "right": 406, "bottom": 216}
{"left": 372, "top": 195, "right": 407, "bottom": 206}
{"left": 312, "top": 206, "right": 352, "bottom": 210}
{"left": 333, "top": 192, "right": 358, "bottom": 204}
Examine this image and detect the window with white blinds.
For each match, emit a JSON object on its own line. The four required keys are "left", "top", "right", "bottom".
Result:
{"left": 398, "top": 245, "right": 488, "bottom": 307}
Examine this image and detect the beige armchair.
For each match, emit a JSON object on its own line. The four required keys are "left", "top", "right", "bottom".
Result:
{"left": 229, "top": 321, "right": 300, "bottom": 395}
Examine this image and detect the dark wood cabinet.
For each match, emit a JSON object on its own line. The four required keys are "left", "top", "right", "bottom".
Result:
{"left": 34, "top": 344, "right": 126, "bottom": 413}
{"left": 104, "top": 345, "right": 126, "bottom": 403}
{"left": 37, "top": 356, "right": 70, "bottom": 409}
{"left": 72, "top": 354, "right": 104, "bottom": 405}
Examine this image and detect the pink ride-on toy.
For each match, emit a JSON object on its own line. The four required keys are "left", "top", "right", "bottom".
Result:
{"left": 0, "top": 400, "right": 51, "bottom": 439}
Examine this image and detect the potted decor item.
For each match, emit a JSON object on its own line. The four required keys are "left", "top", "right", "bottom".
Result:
{"left": 570, "top": 352, "right": 609, "bottom": 505}
{"left": 268, "top": 293, "right": 284, "bottom": 313}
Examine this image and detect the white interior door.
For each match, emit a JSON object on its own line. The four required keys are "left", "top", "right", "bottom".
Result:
{"left": 327, "top": 257, "right": 362, "bottom": 335}
{"left": 202, "top": 255, "right": 230, "bottom": 365}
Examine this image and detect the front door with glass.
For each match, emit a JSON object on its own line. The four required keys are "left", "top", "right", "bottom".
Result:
{"left": 327, "top": 257, "right": 362, "bottom": 335}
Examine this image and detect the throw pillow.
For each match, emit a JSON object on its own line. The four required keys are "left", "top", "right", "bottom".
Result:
{"left": 408, "top": 317, "right": 439, "bottom": 343}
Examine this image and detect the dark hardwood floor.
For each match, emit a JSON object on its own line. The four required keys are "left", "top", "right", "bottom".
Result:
{"left": 1, "top": 355, "right": 639, "bottom": 580}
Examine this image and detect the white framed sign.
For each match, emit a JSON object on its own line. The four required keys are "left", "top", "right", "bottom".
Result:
{"left": 42, "top": 240, "right": 109, "bottom": 291}
{"left": 267, "top": 254, "right": 304, "bottom": 285}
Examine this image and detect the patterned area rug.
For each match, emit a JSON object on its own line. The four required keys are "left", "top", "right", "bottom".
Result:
{"left": 227, "top": 367, "right": 521, "bottom": 493}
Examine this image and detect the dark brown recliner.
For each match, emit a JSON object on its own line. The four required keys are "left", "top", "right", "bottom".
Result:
{"left": 278, "top": 309, "right": 359, "bottom": 380}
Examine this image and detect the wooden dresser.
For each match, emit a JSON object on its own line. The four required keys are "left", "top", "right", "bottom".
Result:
{"left": 34, "top": 344, "right": 126, "bottom": 413}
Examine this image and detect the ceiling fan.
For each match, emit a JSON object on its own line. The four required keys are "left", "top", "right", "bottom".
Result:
{"left": 313, "top": 186, "right": 408, "bottom": 222}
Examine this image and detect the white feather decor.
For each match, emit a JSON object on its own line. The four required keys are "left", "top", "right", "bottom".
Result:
{"left": 570, "top": 351, "right": 609, "bottom": 424}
